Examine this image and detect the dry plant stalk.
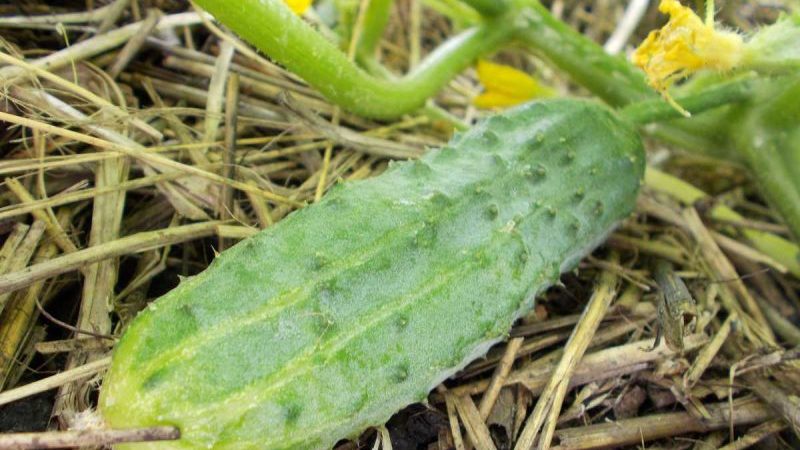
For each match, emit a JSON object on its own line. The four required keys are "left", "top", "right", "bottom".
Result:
{"left": 0, "top": 426, "right": 179, "bottom": 449}
{"left": 0, "top": 2, "right": 797, "bottom": 450}
{"left": 552, "top": 397, "right": 773, "bottom": 449}
{"left": 514, "top": 255, "right": 620, "bottom": 450}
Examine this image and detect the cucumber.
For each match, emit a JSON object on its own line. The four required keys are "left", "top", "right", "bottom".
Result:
{"left": 100, "top": 99, "right": 644, "bottom": 449}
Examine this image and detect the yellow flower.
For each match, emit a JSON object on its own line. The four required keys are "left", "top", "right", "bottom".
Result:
{"left": 633, "top": 0, "right": 743, "bottom": 94}
{"left": 473, "top": 60, "right": 554, "bottom": 109}
{"left": 285, "top": 0, "right": 312, "bottom": 14}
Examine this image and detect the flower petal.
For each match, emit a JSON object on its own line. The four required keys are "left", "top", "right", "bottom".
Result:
{"left": 474, "top": 60, "right": 554, "bottom": 109}
{"left": 632, "top": 0, "right": 743, "bottom": 92}
{"left": 473, "top": 91, "right": 530, "bottom": 109}
{"left": 284, "top": 0, "right": 312, "bottom": 14}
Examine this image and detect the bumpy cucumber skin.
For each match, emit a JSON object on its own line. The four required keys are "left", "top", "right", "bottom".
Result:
{"left": 100, "top": 100, "right": 644, "bottom": 449}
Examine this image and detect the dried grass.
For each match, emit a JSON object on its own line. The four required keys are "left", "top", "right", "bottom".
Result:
{"left": 0, "top": 1, "right": 798, "bottom": 449}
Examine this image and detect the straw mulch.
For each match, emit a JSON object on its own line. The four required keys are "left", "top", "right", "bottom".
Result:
{"left": 0, "top": 1, "right": 798, "bottom": 449}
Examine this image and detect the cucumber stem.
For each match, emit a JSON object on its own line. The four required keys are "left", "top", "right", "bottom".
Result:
{"left": 512, "top": 0, "right": 653, "bottom": 107}
{"left": 734, "top": 134, "right": 800, "bottom": 244}
{"left": 421, "top": 0, "right": 482, "bottom": 24}
{"left": 619, "top": 77, "right": 755, "bottom": 125}
{"left": 356, "top": 0, "right": 393, "bottom": 59}
{"left": 192, "top": 0, "right": 514, "bottom": 120}
{"left": 191, "top": 0, "right": 800, "bottom": 244}
{"left": 459, "top": 0, "right": 511, "bottom": 16}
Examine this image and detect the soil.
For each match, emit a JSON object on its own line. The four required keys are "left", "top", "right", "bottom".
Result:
{"left": 0, "top": 392, "right": 54, "bottom": 433}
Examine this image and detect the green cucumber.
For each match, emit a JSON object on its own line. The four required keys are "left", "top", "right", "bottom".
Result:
{"left": 100, "top": 99, "right": 644, "bottom": 449}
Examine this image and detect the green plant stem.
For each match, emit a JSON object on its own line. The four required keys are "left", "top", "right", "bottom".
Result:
{"left": 194, "top": 0, "right": 800, "bottom": 245}
{"left": 508, "top": 0, "right": 800, "bottom": 243}
{"left": 459, "top": 0, "right": 510, "bottom": 16}
{"left": 357, "top": 0, "right": 393, "bottom": 58}
{"left": 422, "top": 104, "right": 469, "bottom": 130}
{"left": 619, "top": 77, "right": 755, "bottom": 125}
{"left": 731, "top": 79, "right": 800, "bottom": 243}
{"left": 194, "top": 0, "right": 513, "bottom": 120}
{"left": 752, "top": 77, "right": 800, "bottom": 183}
{"left": 737, "top": 142, "right": 800, "bottom": 244}
{"left": 421, "top": 0, "right": 482, "bottom": 25}
{"left": 512, "top": 0, "right": 653, "bottom": 107}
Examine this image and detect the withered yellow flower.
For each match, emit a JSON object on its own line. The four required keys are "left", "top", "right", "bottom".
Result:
{"left": 473, "top": 60, "right": 554, "bottom": 109}
{"left": 633, "top": 0, "right": 743, "bottom": 96}
{"left": 285, "top": 0, "right": 312, "bottom": 14}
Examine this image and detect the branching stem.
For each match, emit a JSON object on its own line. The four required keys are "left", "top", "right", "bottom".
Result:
{"left": 193, "top": 0, "right": 514, "bottom": 119}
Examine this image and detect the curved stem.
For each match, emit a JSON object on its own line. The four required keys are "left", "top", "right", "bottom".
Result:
{"left": 357, "top": 0, "right": 393, "bottom": 59}
{"left": 513, "top": 0, "right": 654, "bottom": 107}
{"left": 194, "top": 0, "right": 514, "bottom": 120}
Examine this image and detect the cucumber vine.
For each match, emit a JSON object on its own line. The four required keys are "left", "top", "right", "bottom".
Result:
{"left": 193, "top": 0, "right": 800, "bottom": 244}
